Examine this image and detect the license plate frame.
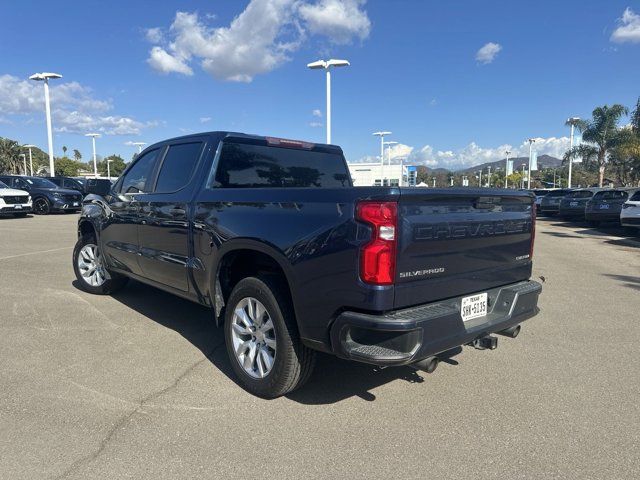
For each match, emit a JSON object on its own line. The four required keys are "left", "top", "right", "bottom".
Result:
{"left": 461, "top": 293, "right": 488, "bottom": 322}
{"left": 599, "top": 204, "right": 609, "bottom": 209}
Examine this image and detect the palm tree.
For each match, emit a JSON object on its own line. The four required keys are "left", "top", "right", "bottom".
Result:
{"left": 0, "top": 137, "right": 22, "bottom": 174}
{"left": 563, "top": 104, "right": 628, "bottom": 187}
{"left": 73, "top": 149, "right": 82, "bottom": 161}
{"left": 62, "top": 145, "right": 68, "bottom": 157}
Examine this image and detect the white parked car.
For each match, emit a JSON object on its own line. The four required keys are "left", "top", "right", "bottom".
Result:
{"left": 0, "top": 180, "right": 32, "bottom": 217}
{"left": 620, "top": 189, "right": 640, "bottom": 231}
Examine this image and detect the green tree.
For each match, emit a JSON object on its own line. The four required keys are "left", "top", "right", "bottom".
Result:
{"left": 564, "top": 104, "right": 628, "bottom": 187}
{"left": 62, "top": 145, "right": 68, "bottom": 157}
{"left": 73, "top": 149, "right": 82, "bottom": 161}
{"left": 98, "top": 154, "right": 127, "bottom": 177}
{"left": 0, "top": 137, "right": 22, "bottom": 174}
{"left": 55, "top": 157, "right": 84, "bottom": 176}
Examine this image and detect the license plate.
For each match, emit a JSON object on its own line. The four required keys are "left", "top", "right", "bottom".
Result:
{"left": 599, "top": 204, "right": 609, "bottom": 209}
{"left": 461, "top": 293, "right": 488, "bottom": 322}
{"left": 73, "top": 202, "right": 79, "bottom": 206}
{"left": 570, "top": 201, "right": 578, "bottom": 207}
{"left": 14, "top": 205, "right": 22, "bottom": 209}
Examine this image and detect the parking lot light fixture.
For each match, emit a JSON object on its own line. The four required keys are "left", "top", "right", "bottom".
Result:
{"left": 23, "top": 145, "right": 36, "bottom": 175}
{"left": 527, "top": 138, "right": 536, "bottom": 189}
{"left": 85, "top": 133, "right": 101, "bottom": 178}
{"left": 307, "top": 59, "right": 350, "bottom": 144}
{"left": 132, "top": 142, "right": 146, "bottom": 154}
{"left": 373, "top": 131, "right": 392, "bottom": 186}
{"left": 29, "top": 72, "right": 62, "bottom": 176}
{"left": 505, "top": 150, "right": 511, "bottom": 188}
{"left": 19, "top": 154, "right": 27, "bottom": 175}
{"left": 566, "top": 117, "right": 580, "bottom": 188}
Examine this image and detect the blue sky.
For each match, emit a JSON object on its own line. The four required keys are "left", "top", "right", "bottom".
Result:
{"left": 1, "top": 0, "right": 639, "bottom": 169}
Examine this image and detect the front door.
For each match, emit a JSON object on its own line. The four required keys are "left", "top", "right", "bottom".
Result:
{"left": 100, "top": 148, "right": 163, "bottom": 276}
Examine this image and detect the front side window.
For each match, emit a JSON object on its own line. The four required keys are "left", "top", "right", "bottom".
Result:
{"left": 119, "top": 149, "right": 160, "bottom": 194}
{"left": 213, "top": 142, "right": 350, "bottom": 188}
{"left": 155, "top": 142, "right": 203, "bottom": 192}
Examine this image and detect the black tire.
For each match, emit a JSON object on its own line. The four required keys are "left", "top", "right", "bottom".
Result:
{"left": 72, "top": 234, "right": 128, "bottom": 295}
{"left": 224, "top": 276, "right": 316, "bottom": 398}
{"left": 33, "top": 197, "right": 51, "bottom": 215}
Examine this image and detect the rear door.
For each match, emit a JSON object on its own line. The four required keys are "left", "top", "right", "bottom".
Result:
{"left": 137, "top": 138, "right": 209, "bottom": 291}
{"left": 394, "top": 189, "right": 534, "bottom": 308}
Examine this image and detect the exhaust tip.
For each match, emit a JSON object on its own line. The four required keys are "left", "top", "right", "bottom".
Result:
{"left": 498, "top": 325, "right": 521, "bottom": 338}
{"left": 412, "top": 356, "right": 439, "bottom": 374}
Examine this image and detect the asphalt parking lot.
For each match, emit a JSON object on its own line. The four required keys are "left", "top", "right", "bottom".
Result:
{"left": 1, "top": 213, "right": 639, "bottom": 480}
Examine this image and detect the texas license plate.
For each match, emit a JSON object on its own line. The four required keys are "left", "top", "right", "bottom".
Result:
{"left": 461, "top": 293, "right": 488, "bottom": 322}
{"left": 599, "top": 204, "right": 609, "bottom": 209}
{"left": 570, "top": 201, "right": 578, "bottom": 207}
{"left": 73, "top": 202, "right": 79, "bottom": 206}
{"left": 14, "top": 205, "right": 22, "bottom": 209}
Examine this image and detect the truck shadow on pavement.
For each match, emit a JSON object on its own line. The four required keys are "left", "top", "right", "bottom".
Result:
{"left": 86, "top": 280, "right": 445, "bottom": 404}
{"left": 603, "top": 274, "right": 640, "bottom": 291}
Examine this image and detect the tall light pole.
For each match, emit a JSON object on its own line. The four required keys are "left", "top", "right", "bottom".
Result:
{"left": 132, "top": 142, "right": 146, "bottom": 154}
{"left": 29, "top": 72, "right": 62, "bottom": 176}
{"left": 521, "top": 164, "right": 527, "bottom": 189}
{"left": 527, "top": 138, "right": 536, "bottom": 189}
{"left": 85, "top": 133, "right": 101, "bottom": 178}
{"left": 106, "top": 158, "right": 113, "bottom": 180}
{"left": 505, "top": 150, "right": 511, "bottom": 188}
{"left": 487, "top": 165, "right": 492, "bottom": 187}
{"left": 373, "top": 131, "right": 392, "bottom": 186}
{"left": 23, "top": 145, "right": 35, "bottom": 176}
{"left": 19, "top": 154, "right": 27, "bottom": 175}
{"left": 566, "top": 117, "right": 580, "bottom": 188}
{"left": 383, "top": 140, "right": 398, "bottom": 186}
{"left": 307, "top": 59, "right": 350, "bottom": 144}
{"left": 478, "top": 170, "right": 482, "bottom": 188}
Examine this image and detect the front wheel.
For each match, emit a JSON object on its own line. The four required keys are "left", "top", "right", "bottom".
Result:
{"left": 72, "top": 235, "right": 128, "bottom": 295}
{"left": 224, "top": 276, "right": 315, "bottom": 398}
{"left": 33, "top": 197, "right": 51, "bottom": 215}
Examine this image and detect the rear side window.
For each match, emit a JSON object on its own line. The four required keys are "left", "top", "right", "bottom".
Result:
{"left": 119, "top": 149, "right": 160, "bottom": 194}
{"left": 568, "top": 191, "right": 594, "bottom": 199}
{"left": 154, "top": 142, "right": 203, "bottom": 192}
{"left": 213, "top": 142, "right": 350, "bottom": 188}
{"left": 594, "top": 190, "right": 627, "bottom": 200}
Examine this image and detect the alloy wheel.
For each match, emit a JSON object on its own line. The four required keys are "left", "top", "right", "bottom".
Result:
{"left": 77, "top": 243, "right": 107, "bottom": 287}
{"left": 33, "top": 198, "right": 49, "bottom": 215}
{"left": 230, "top": 297, "right": 277, "bottom": 379}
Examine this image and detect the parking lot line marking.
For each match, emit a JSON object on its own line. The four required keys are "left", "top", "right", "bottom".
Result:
{"left": 0, "top": 246, "right": 72, "bottom": 261}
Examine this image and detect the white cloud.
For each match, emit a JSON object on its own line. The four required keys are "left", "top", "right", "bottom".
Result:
{"left": 147, "top": 46, "right": 193, "bottom": 75}
{"left": 356, "top": 137, "right": 571, "bottom": 170}
{"left": 309, "top": 121, "right": 323, "bottom": 127}
{"left": 298, "top": 0, "right": 371, "bottom": 44}
{"left": 145, "top": 27, "right": 163, "bottom": 43}
{"left": 146, "top": 0, "right": 371, "bottom": 82}
{"left": 200, "top": 116, "right": 212, "bottom": 123}
{"left": 312, "top": 109, "right": 322, "bottom": 117}
{"left": 611, "top": 8, "right": 640, "bottom": 43}
{"left": 476, "top": 42, "right": 502, "bottom": 64}
{"left": 0, "top": 74, "right": 153, "bottom": 135}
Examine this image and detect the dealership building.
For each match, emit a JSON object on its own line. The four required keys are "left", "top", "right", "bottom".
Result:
{"left": 347, "top": 163, "right": 418, "bottom": 187}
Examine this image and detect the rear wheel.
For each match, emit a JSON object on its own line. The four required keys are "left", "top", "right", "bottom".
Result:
{"left": 72, "top": 234, "right": 128, "bottom": 295}
{"left": 33, "top": 197, "right": 51, "bottom": 215}
{"left": 224, "top": 276, "right": 315, "bottom": 398}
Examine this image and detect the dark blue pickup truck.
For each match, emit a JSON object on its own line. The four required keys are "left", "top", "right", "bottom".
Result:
{"left": 73, "top": 132, "right": 541, "bottom": 397}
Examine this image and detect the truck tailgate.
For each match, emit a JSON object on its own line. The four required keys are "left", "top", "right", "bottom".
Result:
{"left": 394, "top": 189, "right": 534, "bottom": 309}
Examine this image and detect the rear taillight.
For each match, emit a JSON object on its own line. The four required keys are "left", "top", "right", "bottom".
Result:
{"left": 356, "top": 201, "right": 398, "bottom": 285}
{"left": 530, "top": 203, "right": 536, "bottom": 259}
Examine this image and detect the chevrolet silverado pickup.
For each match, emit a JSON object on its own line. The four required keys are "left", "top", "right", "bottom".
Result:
{"left": 73, "top": 132, "right": 541, "bottom": 398}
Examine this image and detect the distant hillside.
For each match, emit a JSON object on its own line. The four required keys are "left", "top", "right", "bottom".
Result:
{"left": 457, "top": 154, "right": 563, "bottom": 174}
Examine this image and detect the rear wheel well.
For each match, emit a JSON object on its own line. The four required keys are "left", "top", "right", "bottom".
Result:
{"left": 217, "top": 249, "right": 293, "bottom": 316}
